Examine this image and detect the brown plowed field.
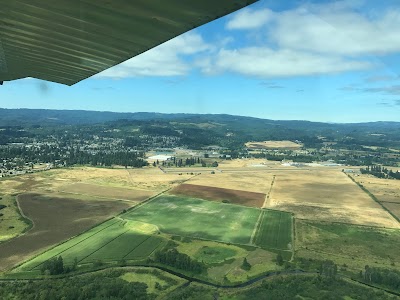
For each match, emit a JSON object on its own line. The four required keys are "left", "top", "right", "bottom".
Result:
{"left": 169, "top": 184, "right": 265, "bottom": 207}
{"left": 0, "top": 193, "right": 130, "bottom": 271}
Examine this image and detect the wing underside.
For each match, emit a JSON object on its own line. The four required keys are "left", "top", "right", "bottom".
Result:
{"left": 0, "top": 0, "right": 257, "bottom": 86}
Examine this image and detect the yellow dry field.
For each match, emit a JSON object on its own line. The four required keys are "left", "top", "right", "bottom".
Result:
{"left": 354, "top": 174, "right": 400, "bottom": 203}
{"left": 217, "top": 158, "right": 280, "bottom": 169}
{"left": 185, "top": 171, "right": 274, "bottom": 194}
{"left": 245, "top": 140, "right": 302, "bottom": 149}
{"left": 60, "top": 182, "right": 155, "bottom": 201}
{"left": 267, "top": 169, "right": 399, "bottom": 228}
{"left": 381, "top": 203, "right": 400, "bottom": 220}
{"left": 0, "top": 167, "right": 193, "bottom": 195}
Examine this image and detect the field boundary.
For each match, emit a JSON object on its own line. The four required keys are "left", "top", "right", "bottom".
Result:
{"left": 262, "top": 175, "right": 276, "bottom": 208}
{"left": 346, "top": 173, "right": 400, "bottom": 224}
{"left": 122, "top": 236, "right": 152, "bottom": 260}
{"left": 250, "top": 210, "right": 265, "bottom": 245}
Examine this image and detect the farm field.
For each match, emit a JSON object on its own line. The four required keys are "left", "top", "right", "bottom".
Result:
{"left": 17, "top": 218, "right": 165, "bottom": 272}
{"left": 254, "top": 210, "right": 293, "bottom": 251}
{"left": 381, "top": 203, "right": 400, "bottom": 221}
{"left": 124, "top": 195, "right": 261, "bottom": 245}
{"left": 18, "top": 195, "right": 292, "bottom": 271}
{"left": 267, "top": 169, "right": 399, "bottom": 228}
{"left": 0, "top": 193, "right": 130, "bottom": 271}
{"left": 0, "top": 194, "right": 30, "bottom": 242}
{"left": 185, "top": 171, "right": 274, "bottom": 194}
{"left": 295, "top": 220, "right": 400, "bottom": 271}
{"left": 169, "top": 184, "right": 265, "bottom": 207}
{"left": 354, "top": 175, "right": 400, "bottom": 203}
{"left": 0, "top": 167, "right": 193, "bottom": 196}
{"left": 60, "top": 182, "right": 155, "bottom": 201}
{"left": 245, "top": 140, "right": 302, "bottom": 149}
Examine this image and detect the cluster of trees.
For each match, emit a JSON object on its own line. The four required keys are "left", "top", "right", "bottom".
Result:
{"left": 167, "top": 276, "right": 395, "bottom": 300}
{"left": 65, "top": 150, "right": 147, "bottom": 168}
{"left": 154, "top": 248, "right": 203, "bottom": 273}
{"left": 40, "top": 256, "right": 77, "bottom": 275}
{"left": 360, "top": 165, "right": 400, "bottom": 180}
{"left": 0, "top": 270, "right": 150, "bottom": 300}
{"left": 0, "top": 145, "right": 147, "bottom": 170}
{"left": 360, "top": 266, "right": 400, "bottom": 291}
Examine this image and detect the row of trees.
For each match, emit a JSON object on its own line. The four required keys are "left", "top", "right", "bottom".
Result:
{"left": 360, "top": 265, "right": 400, "bottom": 290}
{"left": 360, "top": 165, "right": 400, "bottom": 180}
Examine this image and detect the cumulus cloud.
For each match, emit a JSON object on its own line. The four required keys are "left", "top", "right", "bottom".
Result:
{"left": 98, "top": 1, "right": 400, "bottom": 80}
{"left": 216, "top": 1, "right": 400, "bottom": 78}
{"left": 97, "top": 32, "right": 212, "bottom": 78}
{"left": 226, "top": 8, "right": 274, "bottom": 30}
{"left": 199, "top": 47, "right": 373, "bottom": 78}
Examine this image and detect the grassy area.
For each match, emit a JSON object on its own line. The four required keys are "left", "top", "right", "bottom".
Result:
{"left": 17, "top": 218, "right": 166, "bottom": 272}
{"left": 177, "top": 240, "right": 248, "bottom": 264}
{"left": 124, "top": 195, "right": 261, "bottom": 244}
{"left": 254, "top": 210, "right": 293, "bottom": 251}
{"left": 0, "top": 195, "right": 30, "bottom": 242}
{"left": 175, "top": 238, "right": 282, "bottom": 284}
{"left": 296, "top": 219, "right": 400, "bottom": 271}
{"left": 120, "top": 267, "right": 186, "bottom": 295}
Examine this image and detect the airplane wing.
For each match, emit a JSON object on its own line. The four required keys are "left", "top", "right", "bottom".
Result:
{"left": 0, "top": 0, "right": 258, "bottom": 86}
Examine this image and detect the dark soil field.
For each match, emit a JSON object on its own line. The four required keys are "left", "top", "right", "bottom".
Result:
{"left": 0, "top": 193, "right": 130, "bottom": 271}
{"left": 169, "top": 184, "right": 265, "bottom": 207}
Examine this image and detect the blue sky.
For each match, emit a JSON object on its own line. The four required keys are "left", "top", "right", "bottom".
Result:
{"left": 1, "top": 0, "right": 400, "bottom": 123}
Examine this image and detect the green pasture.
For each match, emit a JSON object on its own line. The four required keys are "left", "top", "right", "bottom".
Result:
{"left": 17, "top": 219, "right": 163, "bottom": 272}
{"left": 16, "top": 195, "right": 293, "bottom": 275}
{"left": 124, "top": 195, "right": 260, "bottom": 245}
{"left": 254, "top": 210, "right": 293, "bottom": 251}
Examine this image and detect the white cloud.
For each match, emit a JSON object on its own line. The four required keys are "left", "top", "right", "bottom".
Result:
{"left": 200, "top": 47, "right": 373, "bottom": 78}
{"left": 97, "top": 32, "right": 212, "bottom": 78}
{"left": 98, "top": 1, "right": 400, "bottom": 80}
{"left": 226, "top": 8, "right": 274, "bottom": 30}
{"left": 272, "top": 9, "right": 400, "bottom": 56}
{"left": 227, "top": 3, "right": 400, "bottom": 56}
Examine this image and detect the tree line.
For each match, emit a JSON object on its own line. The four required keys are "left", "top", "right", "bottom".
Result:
{"left": 360, "top": 165, "right": 400, "bottom": 180}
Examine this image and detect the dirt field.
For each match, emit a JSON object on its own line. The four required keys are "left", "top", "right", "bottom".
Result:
{"left": 61, "top": 182, "right": 155, "bottom": 201}
{"left": 267, "top": 170, "right": 399, "bottom": 228}
{"left": 169, "top": 184, "right": 265, "bottom": 207}
{"left": 217, "top": 159, "right": 278, "bottom": 169}
{"left": 245, "top": 140, "right": 302, "bottom": 149}
{"left": 355, "top": 175, "right": 400, "bottom": 203}
{"left": 186, "top": 171, "right": 274, "bottom": 194}
{"left": 0, "top": 193, "right": 130, "bottom": 271}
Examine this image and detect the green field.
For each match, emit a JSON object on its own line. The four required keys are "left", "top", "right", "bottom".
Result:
{"left": 254, "top": 210, "right": 293, "bottom": 251}
{"left": 18, "top": 219, "right": 164, "bottom": 272}
{"left": 17, "top": 194, "right": 293, "bottom": 274}
{"left": 124, "top": 195, "right": 260, "bottom": 245}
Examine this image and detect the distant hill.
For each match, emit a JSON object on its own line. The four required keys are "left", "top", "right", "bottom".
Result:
{"left": 0, "top": 108, "right": 399, "bottom": 129}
